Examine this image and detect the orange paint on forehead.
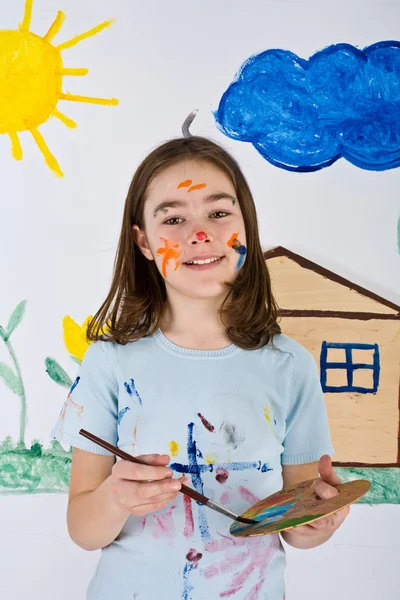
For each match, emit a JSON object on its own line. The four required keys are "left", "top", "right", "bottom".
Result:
{"left": 156, "top": 237, "right": 181, "bottom": 278}
{"left": 177, "top": 180, "right": 192, "bottom": 188}
{"left": 188, "top": 183, "right": 207, "bottom": 192}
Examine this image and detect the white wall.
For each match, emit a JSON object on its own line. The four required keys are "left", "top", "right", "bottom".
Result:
{"left": 0, "top": 1, "right": 399, "bottom": 598}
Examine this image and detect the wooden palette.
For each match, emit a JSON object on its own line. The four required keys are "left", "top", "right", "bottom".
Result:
{"left": 230, "top": 478, "right": 371, "bottom": 537}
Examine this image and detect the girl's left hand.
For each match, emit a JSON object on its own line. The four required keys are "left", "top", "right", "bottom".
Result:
{"left": 291, "top": 454, "right": 350, "bottom": 537}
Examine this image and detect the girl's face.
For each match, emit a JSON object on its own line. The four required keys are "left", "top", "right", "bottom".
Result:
{"left": 133, "top": 160, "right": 247, "bottom": 300}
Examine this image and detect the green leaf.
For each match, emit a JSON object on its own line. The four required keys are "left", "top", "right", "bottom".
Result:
{"left": 0, "top": 362, "right": 24, "bottom": 397}
{"left": 5, "top": 300, "right": 27, "bottom": 339}
{"left": 45, "top": 357, "right": 73, "bottom": 388}
{"left": 0, "top": 326, "right": 6, "bottom": 341}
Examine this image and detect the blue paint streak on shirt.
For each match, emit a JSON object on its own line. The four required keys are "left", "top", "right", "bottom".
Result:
{"left": 187, "top": 422, "right": 210, "bottom": 541}
{"left": 215, "top": 41, "right": 400, "bottom": 172}
{"left": 182, "top": 561, "right": 195, "bottom": 600}
{"left": 117, "top": 406, "right": 131, "bottom": 424}
{"left": 169, "top": 461, "right": 272, "bottom": 474}
{"left": 124, "top": 378, "right": 143, "bottom": 406}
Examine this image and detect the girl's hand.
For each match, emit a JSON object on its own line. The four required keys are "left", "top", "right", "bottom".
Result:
{"left": 109, "top": 453, "right": 188, "bottom": 516}
{"left": 289, "top": 454, "right": 350, "bottom": 537}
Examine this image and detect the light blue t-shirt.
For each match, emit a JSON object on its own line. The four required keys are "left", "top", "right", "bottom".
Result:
{"left": 51, "top": 330, "right": 334, "bottom": 600}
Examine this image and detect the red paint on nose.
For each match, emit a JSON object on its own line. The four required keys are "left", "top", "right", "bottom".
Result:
{"left": 196, "top": 231, "right": 208, "bottom": 241}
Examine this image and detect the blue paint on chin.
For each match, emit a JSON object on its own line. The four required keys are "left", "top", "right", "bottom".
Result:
{"left": 215, "top": 41, "right": 400, "bottom": 172}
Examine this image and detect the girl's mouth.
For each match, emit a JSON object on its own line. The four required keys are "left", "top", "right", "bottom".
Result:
{"left": 183, "top": 256, "right": 225, "bottom": 270}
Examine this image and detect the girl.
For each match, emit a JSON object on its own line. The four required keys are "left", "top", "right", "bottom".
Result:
{"left": 51, "top": 136, "right": 349, "bottom": 600}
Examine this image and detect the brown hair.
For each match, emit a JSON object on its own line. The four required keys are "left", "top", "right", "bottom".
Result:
{"left": 87, "top": 136, "right": 281, "bottom": 349}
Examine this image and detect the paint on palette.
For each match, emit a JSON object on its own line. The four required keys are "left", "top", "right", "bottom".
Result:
{"left": 117, "top": 406, "right": 130, "bottom": 424}
{"left": 0, "top": 0, "right": 118, "bottom": 177}
{"left": 156, "top": 238, "right": 181, "bottom": 278}
{"left": 227, "top": 233, "right": 247, "bottom": 270}
{"left": 230, "top": 478, "right": 370, "bottom": 537}
{"left": 177, "top": 180, "right": 207, "bottom": 192}
{"left": 124, "top": 378, "right": 143, "bottom": 406}
{"left": 215, "top": 41, "right": 400, "bottom": 172}
{"left": 197, "top": 412, "right": 215, "bottom": 432}
{"left": 169, "top": 441, "right": 180, "bottom": 457}
{"left": 169, "top": 422, "right": 272, "bottom": 541}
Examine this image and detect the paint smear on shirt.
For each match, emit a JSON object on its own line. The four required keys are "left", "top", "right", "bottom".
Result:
{"left": 169, "top": 441, "right": 180, "bottom": 457}
{"left": 152, "top": 506, "right": 176, "bottom": 541}
{"left": 263, "top": 403, "right": 280, "bottom": 441}
{"left": 156, "top": 237, "right": 181, "bottom": 278}
{"left": 182, "top": 561, "right": 195, "bottom": 600}
{"left": 183, "top": 494, "right": 195, "bottom": 538}
{"left": 186, "top": 548, "right": 203, "bottom": 563}
{"left": 132, "top": 416, "right": 139, "bottom": 449}
{"left": 198, "top": 412, "right": 215, "bottom": 432}
{"left": 205, "top": 453, "right": 218, "bottom": 464}
{"left": 124, "top": 378, "right": 143, "bottom": 406}
{"left": 239, "top": 486, "right": 261, "bottom": 506}
{"left": 221, "top": 421, "right": 245, "bottom": 450}
{"left": 216, "top": 468, "right": 229, "bottom": 484}
{"left": 117, "top": 406, "right": 130, "bottom": 424}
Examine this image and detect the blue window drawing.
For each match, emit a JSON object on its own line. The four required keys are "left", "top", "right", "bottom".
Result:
{"left": 320, "top": 342, "right": 380, "bottom": 394}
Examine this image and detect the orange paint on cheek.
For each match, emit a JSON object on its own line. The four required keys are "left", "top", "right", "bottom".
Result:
{"left": 177, "top": 180, "right": 192, "bottom": 189}
{"left": 227, "top": 232, "right": 240, "bottom": 249}
{"left": 156, "top": 237, "right": 181, "bottom": 278}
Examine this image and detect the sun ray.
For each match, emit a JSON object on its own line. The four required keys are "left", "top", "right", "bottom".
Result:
{"left": 59, "top": 92, "right": 118, "bottom": 106}
{"left": 61, "top": 68, "right": 89, "bottom": 76}
{"left": 9, "top": 133, "right": 23, "bottom": 160}
{"left": 53, "top": 109, "right": 77, "bottom": 128}
{"left": 19, "top": 0, "right": 33, "bottom": 32}
{"left": 30, "top": 128, "right": 63, "bottom": 177}
{"left": 43, "top": 10, "right": 66, "bottom": 43}
{"left": 56, "top": 19, "right": 115, "bottom": 52}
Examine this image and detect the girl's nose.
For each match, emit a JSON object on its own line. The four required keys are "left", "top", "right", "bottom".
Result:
{"left": 189, "top": 230, "right": 213, "bottom": 245}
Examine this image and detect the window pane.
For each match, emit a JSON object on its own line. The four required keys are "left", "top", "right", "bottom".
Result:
{"left": 352, "top": 368, "right": 374, "bottom": 389}
{"left": 352, "top": 348, "right": 375, "bottom": 365}
{"left": 326, "top": 369, "right": 348, "bottom": 387}
{"left": 326, "top": 347, "right": 347, "bottom": 363}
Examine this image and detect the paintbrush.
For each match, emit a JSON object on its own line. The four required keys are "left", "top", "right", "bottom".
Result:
{"left": 79, "top": 428, "right": 256, "bottom": 525}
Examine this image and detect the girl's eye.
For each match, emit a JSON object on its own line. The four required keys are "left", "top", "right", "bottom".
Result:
{"left": 164, "top": 217, "right": 184, "bottom": 225}
{"left": 210, "top": 211, "right": 229, "bottom": 219}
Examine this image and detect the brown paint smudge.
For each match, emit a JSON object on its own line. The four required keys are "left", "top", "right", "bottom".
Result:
{"left": 186, "top": 548, "right": 203, "bottom": 563}
{"left": 198, "top": 412, "right": 215, "bottom": 432}
{"left": 216, "top": 468, "right": 229, "bottom": 484}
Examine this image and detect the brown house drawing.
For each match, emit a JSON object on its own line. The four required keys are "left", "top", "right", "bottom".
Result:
{"left": 264, "top": 246, "right": 400, "bottom": 468}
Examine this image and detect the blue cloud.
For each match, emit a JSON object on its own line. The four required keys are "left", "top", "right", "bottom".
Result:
{"left": 215, "top": 41, "right": 400, "bottom": 172}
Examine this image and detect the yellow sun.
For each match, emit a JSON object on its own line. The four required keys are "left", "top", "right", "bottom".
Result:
{"left": 0, "top": 0, "right": 118, "bottom": 177}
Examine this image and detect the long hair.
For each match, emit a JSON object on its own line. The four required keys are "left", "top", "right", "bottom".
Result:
{"left": 87, "top": 136, "right": 281, "bottom": 349}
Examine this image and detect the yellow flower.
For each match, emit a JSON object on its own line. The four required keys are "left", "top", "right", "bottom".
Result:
{"left": 63, "top": 315, "right": 93, "bottom": 362}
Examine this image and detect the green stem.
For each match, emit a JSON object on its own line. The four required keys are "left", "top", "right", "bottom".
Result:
{"left": 4, "top": 338, "right": 27, "bottom": 447}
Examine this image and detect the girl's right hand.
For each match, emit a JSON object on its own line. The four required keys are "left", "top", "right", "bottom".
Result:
{"left": 109, "top": 454, "right": 188, "bottom": 516}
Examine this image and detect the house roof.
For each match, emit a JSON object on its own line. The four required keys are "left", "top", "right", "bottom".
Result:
{"left": 264, "top": 246, "right": 400, "bottom": 319}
